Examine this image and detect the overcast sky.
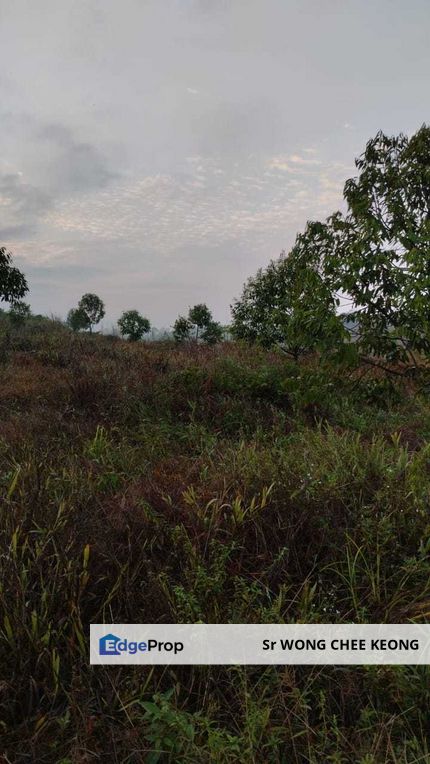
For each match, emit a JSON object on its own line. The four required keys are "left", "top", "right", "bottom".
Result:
{"left": 1, "top": 0, "right": 429, "bottom": 328}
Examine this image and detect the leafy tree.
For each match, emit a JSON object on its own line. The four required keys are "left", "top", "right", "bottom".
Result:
{"left": 8, "top": 301, "right": 31, "bottom": 327}
{"left": 233, "top": 125, "right": 430, "bottom": 364}
{"left": 319, "top": 125, "right": 430, "bottom": 361}
{"left": 78, "top": 293, "right": 105, "bottom": 333}
{"left": 201, "top": 320, "right": 224, "bottom": 345}
{"left": 67, "top": 307, "right": 91, "bottom": 332}
{"left": 118, "top": 310, "right": 151, "bottom": 341}
{"left": 173, "top": 305, "right": 223, "bottom": 345}
{"left": 0, "top": 247, "right": 28, "bottom": 304}
{"left": 188, "top": 304, "right": 212, "bottom": 341}
{"left": 173, "top": 316, "right": 192, "bottom": 344}
{"left": 231, "top": 237, "right": 345, "bottom": 360}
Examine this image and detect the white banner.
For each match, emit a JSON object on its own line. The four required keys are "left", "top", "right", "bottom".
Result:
{"left": 90, "top": 624, "right": 430, "bottom": 665}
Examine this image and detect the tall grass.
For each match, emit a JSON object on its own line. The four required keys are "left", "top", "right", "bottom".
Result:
{"left": 1, "top": 320, "right": 430, "bottom": 761}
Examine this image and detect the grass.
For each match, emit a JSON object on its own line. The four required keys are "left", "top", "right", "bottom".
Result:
{"left": 1, "top": 317, "right": 430, "bottom": 762}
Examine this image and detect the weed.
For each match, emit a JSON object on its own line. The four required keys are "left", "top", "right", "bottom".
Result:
{"left": 1, "top": 321, "right": 430, "bottom": 761}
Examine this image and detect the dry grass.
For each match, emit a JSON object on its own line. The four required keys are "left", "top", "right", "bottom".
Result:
{"left": 1, "top": 319, "right": 430, "bottom": 762}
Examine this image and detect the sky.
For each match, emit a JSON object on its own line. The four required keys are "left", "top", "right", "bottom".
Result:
{"left": 1, "top": 0, "right": 429, "bottom": 330}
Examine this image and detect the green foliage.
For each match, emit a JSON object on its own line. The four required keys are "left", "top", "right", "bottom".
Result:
{"left": 0, "top": 246, "right": 28, "bottom": 304}
{"left": 188, "top": 303, "right": 212, "bottom": 338}
{"left": 173, "top": 315, "right": 192, "bottom": 343}
{"left": 66, "top": 306, "right": 90, "bottom": 332}
{"left": 77, "top": 292, "right": 105, "bottom": 332}
{"left": 141, "top": 689, "right": 197, "bottom": 762}
{"left": 118, "top": 309, "right": 151, "bottom": 341}
{"left": 231, "top": 243, "right": 345, "bottom": 359}
{"left": 1, "top": 326, "right": 430, "bottom": 760}
{"left": 233, "top": 125, "right": 430, "bottom": 365}
{"left": 8, "top": 300, "right": 31, "bottom": 327}
{"left": 337, "top": 125, "right": 430, "bottom": 360}
{"left": 201, "top": 319, "right": 224, "bottom": 345}
{"left": 294, "top": 126, "right": 430, "bottom": 362}
{"left": 174, "top": 304, "right": 223, "bottom": 345}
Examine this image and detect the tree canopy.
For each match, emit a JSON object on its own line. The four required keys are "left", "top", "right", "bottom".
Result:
{"left": 334, "top": 125, "right": 430, "bottom": 360}
{"left": 173, "top": 304, "right": 223, "bottom": 345}
{"left": 67, "top": 307, "right": 91, "bottom": 333}
{"left": 232, "top": 124, "right": 430, "bottom": 364}
{"left": 173, "top": 315, "right": 192, "bottom": 344}
{"left": 77, "top": 293, "right": 105, "bottom": 333}
{"left": 231, "top": 235, "right": 345, "bottom": 359}
{"left": 201, "top": 320, "right": 224, "bottom": 345}
{"left": 0, "top": 247, "right": 28, "bottom": 304}
{"left": 118, "top": 310, "right": 151, "bottom": 341}
{"left": 188, "top": 304, "right": 213, "bottom": 341}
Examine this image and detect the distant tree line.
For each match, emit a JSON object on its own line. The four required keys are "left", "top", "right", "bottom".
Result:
{"left": 1, "top": 125, "right": 429, "bottom": 364}
{"left": 66, "top": 296, "right": 224, "bottom": 344}
{"left": 0, "top": 243, "right": 224, "bottom": 346}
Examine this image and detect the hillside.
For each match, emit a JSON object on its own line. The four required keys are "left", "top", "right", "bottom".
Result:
{"left": 1, "top": 320, "right": 430, "bottom": 762}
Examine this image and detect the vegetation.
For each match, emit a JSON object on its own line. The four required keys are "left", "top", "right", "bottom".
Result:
{"left": 188, "top": 303, "right": 213, "bottom": 340}
{"left": 67, "top": 306, "right": 90, "bottom": 333}
{"left": 173, "top": 315, "right": 192, "bottom": 343}
{"left": 201, "top": 318, "right": 224, "bottom": 345}
{"left": 118, "top": 309, "right": 151, "bottom": 341}
{"left": 78, "top": 293, "right": 105, "bottom": 333}
{"left": 1, "top": 124, "right": 430, "bottom": 761}
{"left": 232, "top": 124, "right": 430, "bottom": 365}
{"left": 1, "top": 316, "right": 430, "bottom": 761}
{"left": 336, "top": 126, "right": 430, "bottom": 359}
{"left": 8, "top": 300, "right": 31, "bottom": 327}
{"left": 231, "top": 243, "right": 344, "bottom": 360}
{"left": 66, "top": 294, "right": 106, "bottom": 334}
{"left": 174, "top": 304, "right": 223, "bottom": 345}
{"left": 0, "top": 246, "right": 28, "bottom": 305}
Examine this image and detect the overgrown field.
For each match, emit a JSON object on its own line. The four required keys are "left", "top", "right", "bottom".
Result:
{"left": 1, "top": 320, "right": 430, "bottom": 762}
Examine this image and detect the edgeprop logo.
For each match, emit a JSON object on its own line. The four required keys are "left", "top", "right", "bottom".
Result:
{"left": 99, "top": 633, "right": 184, "bottom": 656}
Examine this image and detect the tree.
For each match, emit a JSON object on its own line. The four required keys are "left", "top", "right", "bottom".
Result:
{"left": 231, "top": 237, "right": 345, "bottom": 360}
{"left": 201, "top": 320, "right": 224, "bottom": 345}
{"left": 67, "top": 307, "right": 90, "bottom": 332}
{"left": 233, "top": 125, "right": 430, "bottom": 364}
{"left": 188, "top": 303, "right": 212, "bottom": 341}
{"left": 0, "top": 247, "right": 28, "bottom": 304}
{"left": 173, "top": 316, "right": 192, "bottom": 344}
{"left": 118, "top": 310, "right": 151, "bottom": 341}
{"left": 324, "top": 125, "right": 430, "bottom": 360}
{"left": 173, "top": 306, "right": 223, "bottom": 345}
{"left": 78, "top": 293, "right": 105, "bottom": 333}
{"left": 8, "top": 301, "right": 31, "bottom": 327}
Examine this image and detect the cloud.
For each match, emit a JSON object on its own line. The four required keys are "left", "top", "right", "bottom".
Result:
{"left": 3, "top": 118, "right": 354, "bottom": 325}
{"left": 37, "top": 123, "right": 118, "bottom": 194}
{"left": 288, "top": 155, "right": 321, "bottom": 165}
{"left": 0, "top": 0, "right": 427, "bottom": 327}
{"left": 34, "top": 151, "right": 352, "bottom": 270}
{"left": 0, "top": 171, "right": 52, "bottom": 239}
{"left": 268, "top": 154, "right": 322, "bottom": 172}
{"left": 0, "top": 117, "right": 118, "bottom": 243}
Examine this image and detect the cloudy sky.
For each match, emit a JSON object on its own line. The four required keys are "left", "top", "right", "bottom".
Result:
{"left": 1, "top": 0, "right": 429, "bottom": 328}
